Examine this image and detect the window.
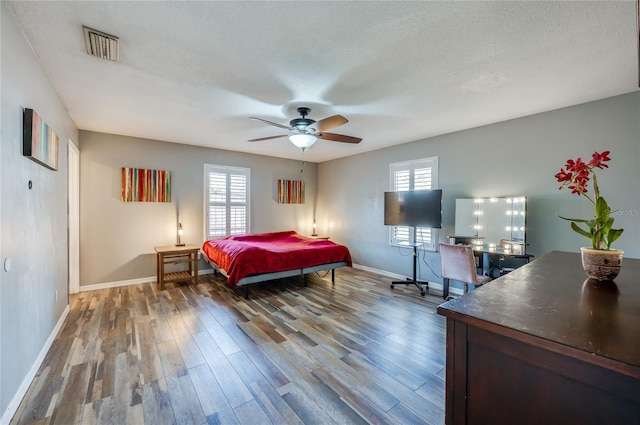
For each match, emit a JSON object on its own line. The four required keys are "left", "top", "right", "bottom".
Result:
{"left": 204, "top": 164, "right": 250, "bottom": 239}
{"left": 389, "top": 156, "right": 439, "bottom": 250}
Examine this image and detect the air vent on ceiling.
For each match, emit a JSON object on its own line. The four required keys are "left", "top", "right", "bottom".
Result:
{"left": 83, "top": 26, "right": 119, "bottom": 62}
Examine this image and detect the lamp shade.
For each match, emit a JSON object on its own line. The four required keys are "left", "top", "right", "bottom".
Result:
{"left": 289, "top": 133, "right": 317, "bottom": 149}
{"left": 176, "top": 222, "right": 185, "bottom": 246}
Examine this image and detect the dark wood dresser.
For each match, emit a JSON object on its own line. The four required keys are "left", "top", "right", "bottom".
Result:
{"left": 437, "top": 251, "right": 639, "bottom": 425}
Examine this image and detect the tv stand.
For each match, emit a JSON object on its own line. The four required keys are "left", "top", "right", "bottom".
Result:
{"left": 390, "top": 242, "right": 428, "bottom": 296}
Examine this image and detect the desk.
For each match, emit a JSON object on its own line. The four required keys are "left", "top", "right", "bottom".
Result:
{"left": 442, "top": 236, "right": 533, "bottom": 298}
{"left": 437, "top": 252, "right": 640, "bottom": 424}
{"left": 154, "top": 244, "right": 199, "bottom": 290}
{"left": 473, "top": 245, "right": 533, "bottom": 277}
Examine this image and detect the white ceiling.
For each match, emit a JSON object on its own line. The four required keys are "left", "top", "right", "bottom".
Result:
{"left": 6, "top": 1, "right": 639, "bottom": 162}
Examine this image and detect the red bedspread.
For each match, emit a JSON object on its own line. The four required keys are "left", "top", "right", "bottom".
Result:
{"left": 201, "top": 230, "right": 352, "bottom": 285}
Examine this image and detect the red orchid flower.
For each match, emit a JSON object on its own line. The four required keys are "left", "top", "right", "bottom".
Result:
{"left": 588, "top": 150, "right": 610, "bottom": 169}
{"left": 555, "top": 150, "right": 623, "bottom": 250}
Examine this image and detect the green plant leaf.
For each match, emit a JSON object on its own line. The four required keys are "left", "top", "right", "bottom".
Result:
{"left": 607, "top": 228, "right": 624, "bottom": 247}
{"left": 570, "top": 221, "right": 592, "bottom": 240}
{"left": 601, "top": 217, "right": 614, "bottom": 235}
{"left": 558, "top": 215, "right": 590, "bottom": 223}
{"left": 595, "top": 196, "right": 609, "bottom": 219}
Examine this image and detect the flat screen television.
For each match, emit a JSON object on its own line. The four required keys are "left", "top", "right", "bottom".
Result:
{"left": 384, "top": 189, "right": 443, "bottom": 228}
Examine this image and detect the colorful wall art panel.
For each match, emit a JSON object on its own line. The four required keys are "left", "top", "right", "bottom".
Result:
{"left": 23, "top": 108, "right": 59, "bottom": 170}
{"left": 278, "top": 179, "right": 305, "bottom": 204}
{"left": 122, "top": 167, "right": 172, "bottom": 202}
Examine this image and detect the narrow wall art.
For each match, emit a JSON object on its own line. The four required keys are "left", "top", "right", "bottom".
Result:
{"left": 23, "top": 108, "right": 59, "bottom": 170}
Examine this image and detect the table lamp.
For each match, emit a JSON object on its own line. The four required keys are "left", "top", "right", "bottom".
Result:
{"left": 176, "top": 223, "right": 185, "bottom": 246}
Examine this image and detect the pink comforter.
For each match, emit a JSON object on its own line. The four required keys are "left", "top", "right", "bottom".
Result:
{"left": 202, "top": 230, "right": 352, "bottom": 285}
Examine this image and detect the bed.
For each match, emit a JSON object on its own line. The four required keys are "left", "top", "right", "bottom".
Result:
{"left": 201, "top": 230, "right": 352, "bottom": 298}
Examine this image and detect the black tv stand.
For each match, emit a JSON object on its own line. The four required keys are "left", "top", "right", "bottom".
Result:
{"left": 390, "top": 242, "right": 428, "bottom": 296}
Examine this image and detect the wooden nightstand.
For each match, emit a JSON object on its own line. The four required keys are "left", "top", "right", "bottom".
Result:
{"left": 310, "top": 235, "right": 330, "bottom": 240}
{"left": 154, "top": 244, "right": 199, "bottom": 290}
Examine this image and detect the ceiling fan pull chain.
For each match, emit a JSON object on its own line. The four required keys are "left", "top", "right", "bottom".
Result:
{"left": 300, "top": 149, "right": 306, "bottom": 173}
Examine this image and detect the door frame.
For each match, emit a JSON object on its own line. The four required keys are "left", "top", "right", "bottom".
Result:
{"left": 68, "top": 140, "right": 80, "bottom": 294}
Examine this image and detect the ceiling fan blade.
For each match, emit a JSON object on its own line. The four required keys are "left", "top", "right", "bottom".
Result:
{"left": 248, "top": 134, "right": 287, "bottom": 142}
{"left": 312, "top": 115, "right": 348, "bottom": 132}
{"left": 317, "top": 132, "right": 362, "bottom": 144}
{"left": 249, "top": 117, "right": 290, "bottom": 130}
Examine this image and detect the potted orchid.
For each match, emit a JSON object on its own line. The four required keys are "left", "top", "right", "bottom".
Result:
{"left": 555, "top": 150, "right": 624, "bottom": 280}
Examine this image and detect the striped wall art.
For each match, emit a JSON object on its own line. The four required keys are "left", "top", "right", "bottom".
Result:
{"left": 23, "top": 108, "right": 59, "bottom": 171}
{"left": 278, "top": 179, "right": 305, "bottom": 204}
{"left": 122, "top": 167, "right": 172, "bottom": 202}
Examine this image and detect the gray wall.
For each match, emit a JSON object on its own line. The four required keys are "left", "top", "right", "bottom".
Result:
{"left": 1, "top": 0, "right": 638, "bottom": 417}
{"left": 318, "top": 92, "right": 640, "bottom": 290}
{"left": 1, "top": 3, "right": 79, "bottom": 418}
{"left": 79, "top": 131, "right": 318, "bottom": 287}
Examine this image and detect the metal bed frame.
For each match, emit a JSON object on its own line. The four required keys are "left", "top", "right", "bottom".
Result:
{"left": 202, "top": 252, "right": 348, "bottom": 299}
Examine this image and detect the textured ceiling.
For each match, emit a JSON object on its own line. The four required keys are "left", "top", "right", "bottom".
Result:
{"left": 5, "top": 1, "right": 639, "bottom": 162}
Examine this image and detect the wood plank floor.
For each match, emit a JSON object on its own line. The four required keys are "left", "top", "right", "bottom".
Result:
{"left": 11, "top": 267, "right": 447, "bottom": 425}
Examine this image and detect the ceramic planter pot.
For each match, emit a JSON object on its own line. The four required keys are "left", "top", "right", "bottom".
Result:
{"left": 580, "top": 247, "right": 623, "bottom": 281}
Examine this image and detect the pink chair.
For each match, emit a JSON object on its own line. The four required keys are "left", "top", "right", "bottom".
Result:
{"left": 440, "top": 243, "right": 491, "bottom": 295}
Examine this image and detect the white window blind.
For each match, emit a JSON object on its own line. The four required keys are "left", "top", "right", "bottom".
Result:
{"left": 389, "top": 157, "right": 439, "bottom": 250}
{"left": 204, "top": 164, "right": 250, "bottom": 239}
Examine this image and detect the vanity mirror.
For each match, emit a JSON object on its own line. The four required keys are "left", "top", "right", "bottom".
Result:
{"left": 454, "top": 197, "right": 527, "bottom": 251}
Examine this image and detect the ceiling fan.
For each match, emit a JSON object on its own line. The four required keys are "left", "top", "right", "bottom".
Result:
{"left": 248, "top": 107, "right": 362, "bottom": 150}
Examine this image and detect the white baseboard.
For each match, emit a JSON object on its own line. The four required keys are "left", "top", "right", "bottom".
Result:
{"left": 352, "top": 263, "right": 463, "bottom": 296}
{"left": 1, "top": 304, "right": 70, "bottom": 425}
{"left": 79, "top": 269, "right": 214, "bottom": 292}
{"left": 353, "top": 263, "right": 406, "bottom": 279}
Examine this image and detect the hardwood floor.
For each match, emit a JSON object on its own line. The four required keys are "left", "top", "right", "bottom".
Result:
{"left": 11, "top": 267, "right": 446, "bottom": 425}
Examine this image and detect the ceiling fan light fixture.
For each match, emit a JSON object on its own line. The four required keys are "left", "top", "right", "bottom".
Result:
{"left": 289, "top": 133, "right": 317, "bottom": 149}
{"left": 250, "top": 107, "right": 359, "bottom": 148}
